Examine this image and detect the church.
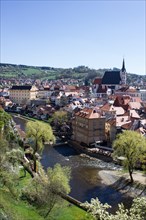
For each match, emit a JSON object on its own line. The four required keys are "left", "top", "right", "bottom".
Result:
{"left": 102, "top": 59, "right": 127, "bottom": 89}
{"left": 93, "top": 59, "right": 127, "bottom": 97}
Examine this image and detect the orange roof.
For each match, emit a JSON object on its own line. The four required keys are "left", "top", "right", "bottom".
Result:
{"left": 93, "top": 78, "right": 102, "bottom": 85}
{"left": 65, "top": 85, "right": 78, "bottom": 91}
{"left": 100, "top": 103, "right": 111, "bottom": 111}
{"left": 76, "top": 107, "right": 102, "bottom": 119}
{"left": 121, "top": 122, "right": 132, "bottom": 130}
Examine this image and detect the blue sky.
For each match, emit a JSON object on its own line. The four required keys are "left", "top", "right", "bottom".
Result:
{"left": 1, "top": 0, "right": 145, "bottom": 75}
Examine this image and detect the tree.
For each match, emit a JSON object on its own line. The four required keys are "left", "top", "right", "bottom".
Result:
{"left": 113, "top": 130, "right": 146, "bottom": 182}
{"left": 45, "top": 164, "right": 71, "bottom": 217}
{"left": 0, "top": 110, "right": 23, "bottom": 196}
{"left": 22, "top": 163, "right": 71, "bottom": 218}
{"left": 51, "top": 110, "right": 72, "bottom": 140}
{"left": 0, "top": 109, "right": 15, "bottom": 143}
{"left": 52, "top": 111, "right": 68, "bottom": 128}
{"left": 0, "top": 139, "right": 24, "bottom": 198}
{"left": 47, "top": 163, "right": 71, "bottom": 195}
{"left": 26, "top": 121, "right": 55, "bottom": 172}
{"left": 82, "top": 197, "right": 146, "bottom": 220}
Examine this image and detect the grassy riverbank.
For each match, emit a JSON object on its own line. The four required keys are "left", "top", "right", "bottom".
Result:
{"left": 0, "top": 169, "right": 92, "bottom": 220}
{"left": 0, "top": 189, "right": 91, "bottom": 220}
{"left": 11, "top": 113, "right": 36, "bottom": 122}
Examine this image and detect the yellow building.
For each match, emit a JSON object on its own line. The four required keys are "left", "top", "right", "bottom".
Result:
{"left": 9, "top": 85, "right": 38, "bottom": 104}
{"left": 72, "top": 108, "right": 106, "bottom": 146}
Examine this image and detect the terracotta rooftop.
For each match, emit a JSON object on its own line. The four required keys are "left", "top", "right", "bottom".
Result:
{"left": 113, "top": 95, "right": 131, "bottom": 111}
{"left": 65, "top": 85, "right": 78, "bottom": 91}
{"left": 100, "top": 103, "right": 111, "bottom": 111}
{"left": 97, "top": 85, "right": 107, "bottom": 93}
{"left": 121, "top": 122, "right": 132, "bottom": 130}
{"left": 76, "top": 107, "right": 102, "bottom": 119}
{"left": 93, "top": 78, "right": 102, "bottom": 85}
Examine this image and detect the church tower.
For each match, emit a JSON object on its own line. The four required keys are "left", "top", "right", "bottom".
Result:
{"left": 120, "top": 58, "right": 127, "bottom": 85}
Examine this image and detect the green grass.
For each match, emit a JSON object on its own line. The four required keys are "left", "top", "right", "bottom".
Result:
{"left": 18, "top": 168, "right": 32, "bottom": 188}
{"left": 118, "top": 168, "right": 128, "bottom": 174}
{"left": 0, "top": 168, "right": 92, "bottom": 220}
{"left": 0, "top": 189, "right": 44, "bottom": 220}
{"left": 45, "top": 201, "right": 92, "bottom": 220}
{"left": 0, "top": 65, "right": 87, "bottom": 80}
{"left": 0, "top": 72, "right": 18, "bottom": 78}
{"left": 0, "top": 188, "right": 92, "bottom": 220}
{"left": 22, "top": 68, "right": 42, "bottom": 75}
{"left": 20, "top": 114, "right": 37, "bottom": 121}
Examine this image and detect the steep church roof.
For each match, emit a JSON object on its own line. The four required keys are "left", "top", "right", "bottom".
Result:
{"left": 102, "top": 71, "right": 121, "bottom": 85}
{"left": 101, "top": 59, "right": 126, "bottom": 85}
{"left": 121, "top": 58, "right": 126, "bottom": 72}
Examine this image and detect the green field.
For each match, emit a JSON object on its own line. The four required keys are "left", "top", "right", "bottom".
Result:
{"left": 0, "top": 64, "right": 94, "bottom": 81}
{"left": 21, "top": 67, "right": 42, "bottom": 75}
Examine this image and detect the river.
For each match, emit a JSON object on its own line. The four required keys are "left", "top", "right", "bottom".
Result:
{"left": 12, "top": 115, "right": 133, "bottom": 212}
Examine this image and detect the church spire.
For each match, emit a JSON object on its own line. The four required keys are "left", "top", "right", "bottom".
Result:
{"left": 121, "top": 58, "right": 126, "bottom": 72}
{"left": 120, "top": 58, "right": 127, "bottom": 85}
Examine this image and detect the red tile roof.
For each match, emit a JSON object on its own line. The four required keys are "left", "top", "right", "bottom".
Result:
{"left": 75, "top": 107, "right": 102, "bottom": 119}
{"left": 93, "top": 78, "right": 102, "bottom": 85}
{"left": 121, "top": 122, "right": 132, "bottom": 130}
{"left": 100, "top": 103, "right": 111, "bottom": 111}
{"left": 113, "top": 95, "right": 131, "bottom": 111}
{"left": 97, "top": 85, "right": 107, "bottom": 93}
{"left": 65, "top": 85, "right": 78, "bottom": 91}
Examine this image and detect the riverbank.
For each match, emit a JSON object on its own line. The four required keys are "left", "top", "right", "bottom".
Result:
{"left": 10, "top": 113, "right": 144, "bottom": 213}
{"left": 68, "top": 140, "right": 113, "bottom": 162}
{"left": 99, "top": 170, "right": 146, "bottom": 197}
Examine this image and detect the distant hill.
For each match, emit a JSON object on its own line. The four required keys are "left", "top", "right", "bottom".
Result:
{"left": 0, "top": 63, "right": 145, "bottom": 85}
{"left": 0, "top": 63, "right": 106, "bottom": 80}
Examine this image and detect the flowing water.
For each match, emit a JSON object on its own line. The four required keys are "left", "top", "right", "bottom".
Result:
{"left": 12, "top": 115, "right": 133, "bottom": 212}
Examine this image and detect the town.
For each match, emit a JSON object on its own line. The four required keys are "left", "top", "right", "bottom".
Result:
{"left": 0, "top": 60, "right": 146, "bottom": 146}
{"left": 0, "top": 60, "right": 146, "bottom": 220}
{"left": 1, "top": 0, "right": 146, "bottom": 219}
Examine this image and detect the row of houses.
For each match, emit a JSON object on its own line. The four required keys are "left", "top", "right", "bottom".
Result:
{"left": 72, "top": 97, "right": 146, "bottom": 147}
{"left": 1, "top": 83, "right": 145, "bottom": 146}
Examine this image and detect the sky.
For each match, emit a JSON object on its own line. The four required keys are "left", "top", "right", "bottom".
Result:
{"left": 0, "top": 0, "right": 146, "bottom": 75}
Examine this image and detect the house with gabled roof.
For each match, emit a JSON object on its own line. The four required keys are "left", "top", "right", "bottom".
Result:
{"left": 72, "top": 107, "right": 106, "bottom": 146}
{"left": 113, "top": 95, "right": 131, "bottom": 111}
{"left": 9, "top": 85, "right": 38, "bottom": 104}
{"left": 115, "top": 86, "right": 141, "bottom": 99}
{"left": 92, "top": 78, "right": 102, "bottom": 93}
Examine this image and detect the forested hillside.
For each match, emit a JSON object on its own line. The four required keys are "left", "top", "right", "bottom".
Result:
{"left": 0, "top": 63, "right": 145, "bottom": 85}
